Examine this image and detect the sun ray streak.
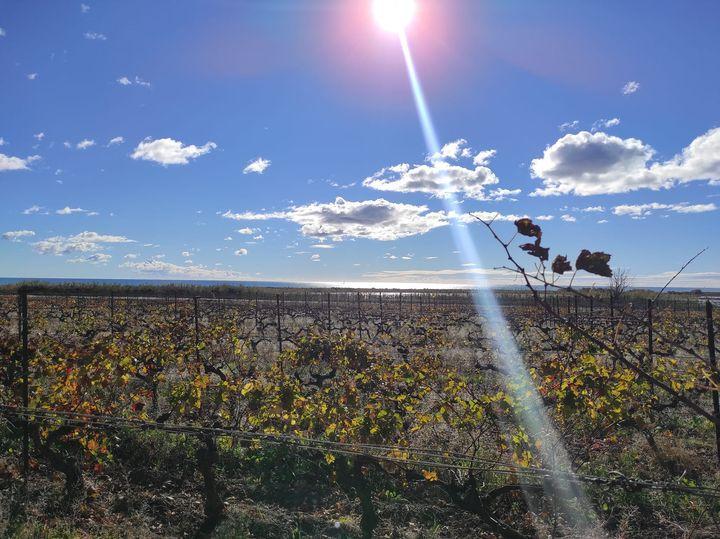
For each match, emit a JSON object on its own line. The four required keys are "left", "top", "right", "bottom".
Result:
{"left": 398, "top": 29, "right": 601, "bottom": 534}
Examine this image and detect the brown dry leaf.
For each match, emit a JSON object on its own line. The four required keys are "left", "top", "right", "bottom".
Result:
{"left": 514, "top": 218, "right": 542, "bottom": 241}
{"left": 520, "top": 243, "right": 549, "bottom": 261}
{"left": 576, "top": 249, "right": 613, "bottom": 277}
{"left": 551, "top": 255, "right": 572, "bottom": 275}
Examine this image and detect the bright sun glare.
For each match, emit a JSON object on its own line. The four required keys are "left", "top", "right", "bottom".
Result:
{"left": 373, "top": 0, "right": 416, "bottom": 33}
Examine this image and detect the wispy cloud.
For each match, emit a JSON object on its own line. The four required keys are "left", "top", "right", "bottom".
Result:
{"left": 612, "top": 202, "right": 717, "bottom": 219}
{"left": 622, "top": 81, "right": 640, "bottom": 95}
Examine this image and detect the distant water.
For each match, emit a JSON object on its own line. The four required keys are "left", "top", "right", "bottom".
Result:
{"left": 0, "top": 277, "right": 316, "bottom": 289}
{"left": 0, "top": 277, "right": 718, "bottom": 293}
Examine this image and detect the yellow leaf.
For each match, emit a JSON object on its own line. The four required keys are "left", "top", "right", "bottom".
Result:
{"left": 421, "top": 469, "right": 438, "bottom": 481}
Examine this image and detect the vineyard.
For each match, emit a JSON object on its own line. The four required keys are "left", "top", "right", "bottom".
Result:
{"left": 1, "top": 284, "right": 719, "bottom": 538}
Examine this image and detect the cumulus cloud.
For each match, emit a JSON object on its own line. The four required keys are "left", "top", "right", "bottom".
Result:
{"left": 530, "top": 128, "right": 720, "bottom": 196}
{"left": 243, "top": 157, "right": 271, "bottom": 174}
{"left": 32, "top": 231, "right": 135, "bottom": 255}
{"left": 223, "top": 198, "right": 521, "bottom": 241}
{"left": 2, "top": 230, "right": 35, "bottom": 242}
{"left": 364, "top": 161, "right": 501, "bottom": 201}
{"left": 107, "top": 136, "right": 124, "bottom": 146}
{"left": 222, "top": 197, "right": 449, "bottom": 241}
{"left": 362, "top": 140, "right": 509, "bottom": 201}
{"left": 622, "top": 81, "right": 640, "bottom": 95}
{"left": 430, "top": 139, "right": 472, "bottom": 161}
{"left": 311, "top": 254, "right": 321, "bottom": 261}
{"left": 234, "top": 248, "right": 248, "bottom": 256}
{"left": 27, "top": 73, "right": 38, "bottom": 80}
{"left": 535, "top": 215, "right": 554, "bottom": 221}
{"left": 612, "top": 202, "right": 717, "bottom": 219}
{"left": 581, "top": 206, "right": 605, "bottom": 212}
{"left": 236, "top": 227, "right": 255, "bottom": 235}
{"left": 131, "top": 137, "right": 217, "bottom": 165}
{"left": 0, "top": 153, "right": 40, "bottom": 172}
{"left": 560, "top": 214, "right": 577, "bottom": 222}
{"left": 120, "top": 260, "right": 243, "bottom": 280}
{"left": 311, "top": 244, "right": 334, "bottom": 249}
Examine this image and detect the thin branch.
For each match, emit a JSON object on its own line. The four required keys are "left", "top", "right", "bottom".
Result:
{"left": 652, "top": 248, "right": 707, "bottom": 302}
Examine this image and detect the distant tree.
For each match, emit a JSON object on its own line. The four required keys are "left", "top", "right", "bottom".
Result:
{"left": 610, "top": 267, "right": 631, "bottom": 303}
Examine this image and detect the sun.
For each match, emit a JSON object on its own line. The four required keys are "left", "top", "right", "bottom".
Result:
{"left": 373, "top": 0, "right": 416, "bottom": 33}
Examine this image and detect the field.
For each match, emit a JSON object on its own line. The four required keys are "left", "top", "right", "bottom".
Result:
{"left": 1, "top": 284, "right": 719, "bottom": 538}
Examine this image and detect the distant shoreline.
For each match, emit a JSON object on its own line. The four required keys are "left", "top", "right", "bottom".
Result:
{"left": 1, "top": 277, "right": 718, "bottom": 296}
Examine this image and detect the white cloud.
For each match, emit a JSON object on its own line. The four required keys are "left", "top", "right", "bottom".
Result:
{"left": 120, "top": 260, "right": 244, "bottom": 280}
{"left": 0, "top": 27, "right": 5, "bottom": 37}
{"left": 473, "top": 149, "right": 497, "bottom": 166}
{"left": 56, "top": 206, "right": 98, "bottom": 216}
{"left": 234, "top": 248, "right": 248, "bottom": 256}
{"left": 531, "top": 128, "right": 720, "bottom": 196}
{"left": 535, "top": 215, "right": 554, "bottom": 221}
{"left": 311, "top": 254, "right": 321, "bottom": 261}
{"left": 2, "top": 230, "right": 35, "bottom": 242}
{"left": 22, "top": 205, "right": 45, "bottom": 215}
{"left": 34, "top": 132, "right": 45, "bottom": 141}
{"left": 236, "top": 227, "right": 255, "bottom": 235}
{"left": 597, "top": 219, "right": 608, "bottom": 224}
{"left": 107, "top": 136, "right": 124, "bottom": 146}
{"left": 222, "top": 197, "right": 450, "bottom": 241}
{"left": 311, "top": 244, "right": 334, "bottom": 249}
{"left": 69, "top": 253, "right": 112, "bottom": 264}
{"left": 123, "top": 253, "right": 138, "bottom": 259}
{"left": 430, "top": 139, "right": 468, "bottom": 161}
{"left": 622, "top": 81, "right": 640, "bottom": 95}
{"left": 131, "top": 137, "right": 217, "bottom": 165}
{"left": 84, "top": 32, "right": 106, "bottom": 41}
{"left": 33, "top": 231, "right": 135, "bottom": 255}
{"left": 80, "top": 4, "right": 90, "bottom": 13}
{"left": 243, "top": 157, "right": 271, "bottom": 174}
{"left": 27, "top": 73, "right": 38, "bottom": 80}
{"left": 0, "top": 137, "right": 6, "bottom": 146}
{"left": 76, "top": 139, "right": 95, "bottom": 150}
{"left": 592, "top": 118, "right": 620, "bottom": 131}
{"left": 0, "top": 153, "right": 40, "bottom": 172}
{"left": 581, "top": 205, "right": 605, "bottom": 212}
{"left": 559, "top": 120, "right": 579, "bottom": 132}
{"left": 560, "top": 214, "right": 577, "bottom": 222}
{"left": 117, "top": 75, "right": 151, "bottom": 87}
{"left": 223, "top": 198, "right": 520, "bottom": 242}
{"left": 364, "top": 161, "right": 502, "bottom": 201}
{"left": 612, "top": 202, "right": 717, "bottom": 219}
{"left": 362, "top": 140, "right": 508, "bottom": 201}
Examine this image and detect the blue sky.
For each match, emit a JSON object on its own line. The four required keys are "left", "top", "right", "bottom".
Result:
{"left": 1, "top": 0, "right": 719, "bottom": 288}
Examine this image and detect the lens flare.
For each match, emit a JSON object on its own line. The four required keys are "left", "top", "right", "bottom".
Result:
{"left": 373, "top": 0, "right": 416, "bottom": 33}
{"left": 395, "top": 29, "right": 602, "bottom": 534}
